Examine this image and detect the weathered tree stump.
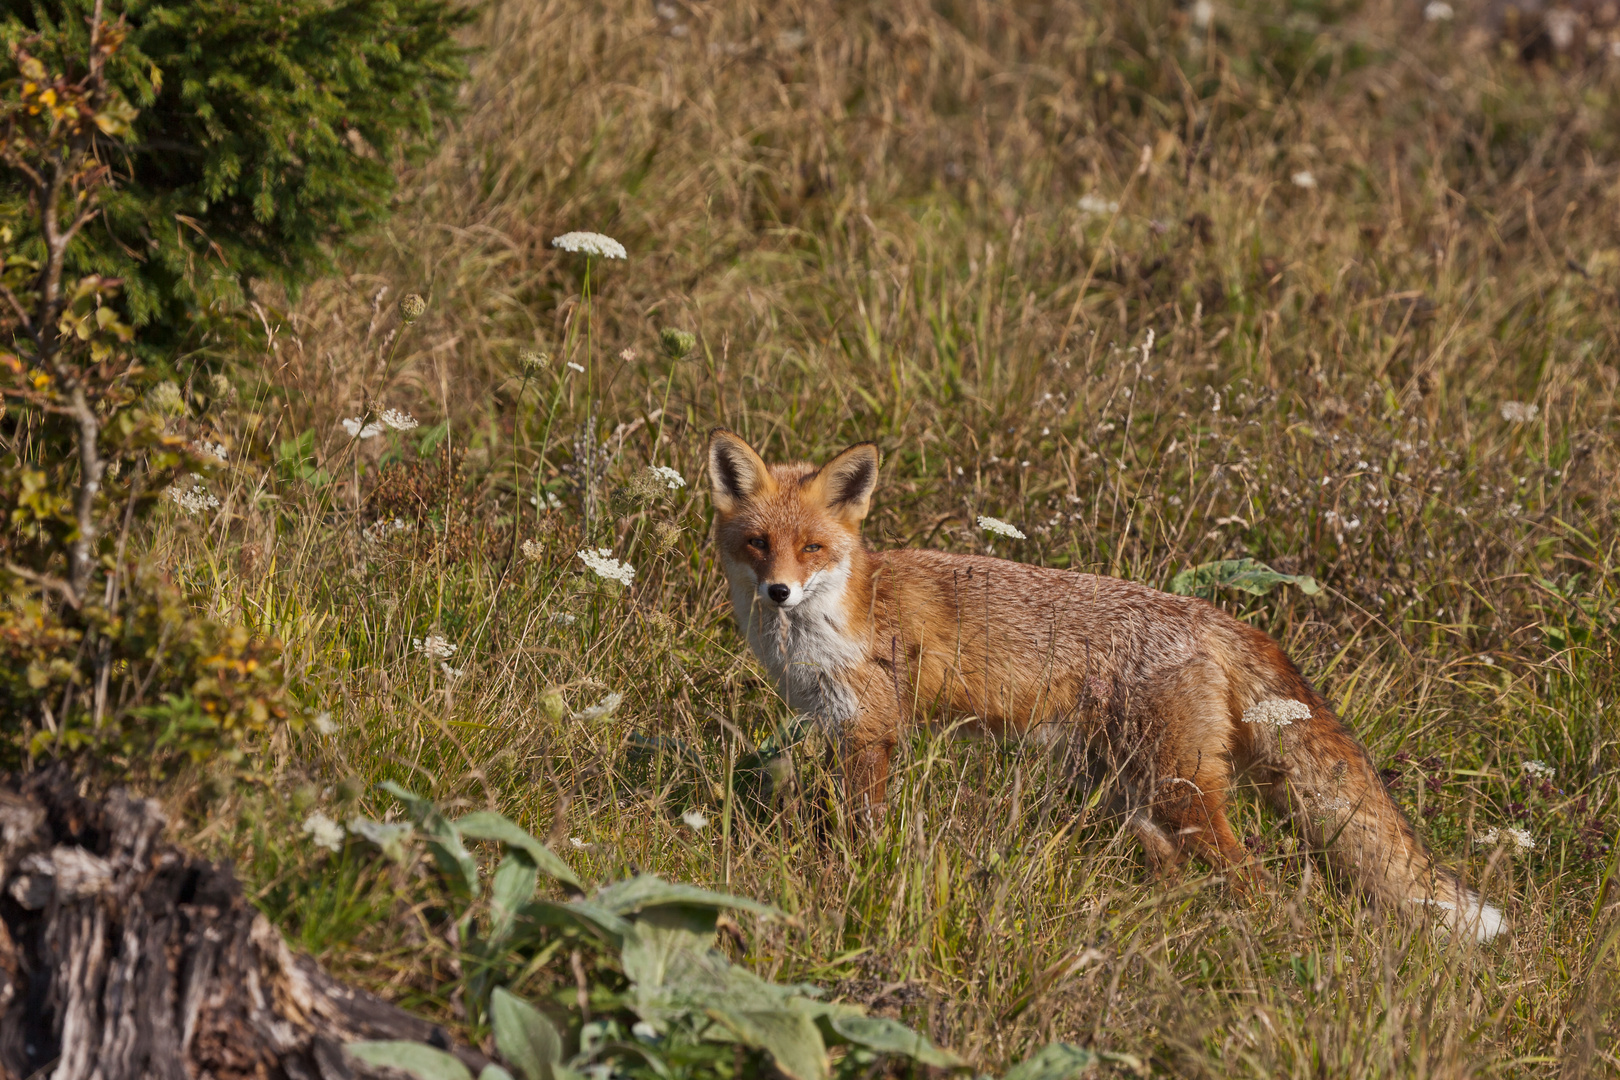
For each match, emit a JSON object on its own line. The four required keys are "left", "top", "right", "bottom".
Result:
{"left": 0, "top": 768, "right": 484, "bottom": 1079}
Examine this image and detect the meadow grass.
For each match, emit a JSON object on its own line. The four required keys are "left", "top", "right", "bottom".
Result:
{"left": 156, "top": 0, "right": 1617, "bottom": 1073}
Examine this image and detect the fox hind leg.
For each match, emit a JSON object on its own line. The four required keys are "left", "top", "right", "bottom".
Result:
{"left": 1127, "top": 660, "right": 1261, "bottom": 891}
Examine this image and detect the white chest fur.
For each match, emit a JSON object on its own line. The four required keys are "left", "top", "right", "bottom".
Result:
{"left": 723, "top": 556, "right": 865, "bottom": 729}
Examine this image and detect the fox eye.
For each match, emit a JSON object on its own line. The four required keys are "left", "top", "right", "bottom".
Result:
{"left": 802, "top": 543, "right": 821, "bottom": 553}
{"left": 747, "top": 536, "right": 768, "bottom": 551}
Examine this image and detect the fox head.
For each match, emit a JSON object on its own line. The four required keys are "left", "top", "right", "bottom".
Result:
{"left": 705, "top": 429, "right": 881, "bottom": 612}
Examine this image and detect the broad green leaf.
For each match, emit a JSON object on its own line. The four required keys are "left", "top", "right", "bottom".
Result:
{"left": 1168, "top": 558, "right": 1321, "bottom": 600}
{"left": 702, "top": 999, "right": 828, "bottom": 1080}
{"left": 519, "top": 898, "right": 632, "bottom": 945}
{"left": 619, "top": 909, "right": 718, "bottom": 987}
{"left": 479, "top": 1068, "right": 516, "bottom": 1080}
{"left": 491, "top": 987, "right": 563, "bottom": 1080}
{"left": 346, "top": 1041, "right": 473, "bottom": 1080}
{"left": 347, "top": 816, "right": 414, "bottom": 864}
{"left": 593, "top": 874, "right": 782, "bottom": 921}
{"left": 457, "top": 810, "right": 584, "bottom": 893}
{"left": 380, "top": 782, "right": 478, "bottom": 895}
{"left": 1002, "top": 1042, "right": 1099, "bottom": 1080}
{"left": 490, "top": 855, "right": 539, "bottom": 945}
{"left": 827, "top": 1014, "right": 963, "bottom": 1068}
{"left": 629, "top": 950, "right": 827, "bottom": 1080}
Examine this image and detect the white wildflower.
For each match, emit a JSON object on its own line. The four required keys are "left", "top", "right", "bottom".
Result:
{"left": 578, "top": 547, "right": 636, "bottom": 586}
{"left": 342, "top": 417, "right": 385, "bottom": 440}
{"left": 551, "top": 612, "right": 578, "bottom": 626}
{"left": 1078, "top": 193, "right": 1119, "bottom": 217}
{"left": 168, "top": 474, "right": 221, "bottom": 515}
{"left": 1522, "top": 760, "right": 1555, "bottom": 780}
{"left": 521, "top": 539, "right": 545, "bottom": 563}
{"left": 1291, "top": 170, "right": 1317, "bottom": 189}
{"left": 573, "top": 692, "right": 624, "bottom": 721}
{"left": 1499, "top": 401, "right": 1539, "bottom": 423}
{"left": 569, "top": 837, "right": 595, "bottom": 850}
{"left": 682, "top": 809, "right": 709, "bottom": 832}
{"left": 412, "top": 634, "right": 457, "bottom": 659}
{"left": 441, "top": 662, "right": 464, "bottom": 681}
{"left": 190, "top": 440, "right": 228, "bottom": 462}
{"left": 302, "top": 811, "right": 344, "bottom": 852}
{"left": 1475, "top": 827, "right": 1536, "bottom": 852}
{"left": 649, "top": 465, "right": 686, "bottom": 490}
{"left": 977, "top": 515, "right": 1027, "bottom": 539}
{"left": 1243, "top": 698, "right": 1313, "bottom": 728}
{"left": 1192, "top": 0, "right": 1214, "bottom": 27}
{"left": 1423, "top": 0, "right": 1454, "bottom": 19}
{"left": 380, "top": 408, "right": 419, "bottom": 431}
{"left": 566, "top": 361, "right": 586, "bottom": 374}
{"left": 313, "top": 711, "right": 338, "bottom": 736}
{"left": 531, "top": 491, "right": 564, "bottom": 510}
{"left": 551, "top": 231, "right": 627, "bottom": 259}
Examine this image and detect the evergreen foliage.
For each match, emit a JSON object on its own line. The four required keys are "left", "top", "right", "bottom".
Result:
{"left": 0, "top": 0, "right": 473, "bottom": 352}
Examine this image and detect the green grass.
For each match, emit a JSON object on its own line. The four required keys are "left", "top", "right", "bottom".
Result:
{"left": 155, "top": 0, "right": 1618, "bottom": 1072}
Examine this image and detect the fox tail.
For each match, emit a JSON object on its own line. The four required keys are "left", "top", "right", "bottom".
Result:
{"left": 1212, "top": 620, "right": 1506, "bottom": 943}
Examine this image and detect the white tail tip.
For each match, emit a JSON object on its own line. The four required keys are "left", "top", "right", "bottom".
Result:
{"left": 1409, "top": 893, "right": 1508, "bottom": 943}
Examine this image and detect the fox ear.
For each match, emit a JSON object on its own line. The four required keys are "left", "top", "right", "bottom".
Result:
{"left": 809, "top": 442, "right": 881, "bottom": 523}
{"left": 706, "top": 429, "right": 775, "bottom": 514}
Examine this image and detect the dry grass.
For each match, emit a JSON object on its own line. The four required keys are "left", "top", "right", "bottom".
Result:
{"left": 158, "top": 0, "right": 1619, "bottom": 1074}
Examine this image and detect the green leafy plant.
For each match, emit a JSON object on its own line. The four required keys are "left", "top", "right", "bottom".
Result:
{"left": 1168, "top": 558, "right": 1322, "bottom": 600}
{"left": 349, "top": 785, "right": 968, "bottom": 1080}
{"left": 0, "top": 17, "right": 286, "bottom": 767}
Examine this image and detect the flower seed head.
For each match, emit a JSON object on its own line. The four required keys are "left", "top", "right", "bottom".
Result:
{"left": 399, "top": 293, "right": 426, "bottom": 323}
{"left": 520, "top": 349, "right": 548, "bottom": 373}
{"left": 660, "top": 327, "right": 697, "bottom": 360}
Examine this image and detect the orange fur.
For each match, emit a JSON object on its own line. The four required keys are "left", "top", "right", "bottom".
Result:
{"left": 706, "top": 430, "right": 1506, "bottom": 942}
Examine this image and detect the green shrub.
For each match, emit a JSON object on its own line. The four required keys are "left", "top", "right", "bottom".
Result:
{"left": 0, "top": 13, "right": 288, "bottom": 769}
{"left": 0, "top": 0, "right": 473, "bottom": 353}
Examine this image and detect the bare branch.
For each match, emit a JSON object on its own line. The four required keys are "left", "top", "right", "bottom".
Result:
{"left": 0, "top": 281, "right": 38, "bottom": 342}
{"left": 3, "top": 563, "right": 81, "bottom": 609}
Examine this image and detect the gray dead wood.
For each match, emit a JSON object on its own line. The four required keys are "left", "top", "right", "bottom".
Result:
{"left": 0, "top": 768, "right": 487, "bottom": 1079}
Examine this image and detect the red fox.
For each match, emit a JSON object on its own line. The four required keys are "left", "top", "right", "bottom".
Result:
{"left": 705, "top": 429, "right": 1505, "bottom": 942}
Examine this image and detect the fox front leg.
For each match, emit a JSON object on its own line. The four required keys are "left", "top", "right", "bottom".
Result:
{"left": 839, "top": 662, "right": 902, "bottom": 835}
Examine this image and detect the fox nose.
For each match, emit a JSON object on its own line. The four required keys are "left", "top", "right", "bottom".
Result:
{"left": 767, "top": 584, "right": 791, "bottom": 605}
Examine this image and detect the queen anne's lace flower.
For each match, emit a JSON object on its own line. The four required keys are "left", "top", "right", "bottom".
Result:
{"left": 649, "top": 465, "right": 686, "bottom": 490}
{"left": 1242, "top": 698, "right": 1313, "bottom": 727}
{"left": 190, "top": 440, "right": 228, "bottom": 462}
{"left": 1522, "top": 760, "right": 1555, "bottom": 780}
{"left": 977, "top": 515, "right": 1026, "bottom": 539}
{"left": 1476, "top": 827, "right": 1536, "bottom": 852}
{"left": 579, "top": 548, "right": 635, "bottom": 586}
{"left": 302, "top": 811, "right": 344, "bottom": 852}
{"left": 342, "top": 417, "right": 385, "bottom": 440}
{"left": 313, "top": 711, "right": 338, "bottom": 736}
{"left": 380, "top": 408, "right": 419, "bottom": 431}
{"left": 412, "top": 634, "right": 456, "bottom": 659}
{"left": 1423, "top": 1, "right": 1454, "bottom": 20}
{"left": 551, "top": 231, "right": 627, "bottom": 259}
{"left": 682, "top": 809, "right": 709, "bottom": 831}
{"left": 1290, "top": 170, "right": 1317, "bottom": 189}
{"left": 1499, "top": 401, "right": 1539, "bottom": 423}
{"left": 168, "top": 475, "right": 220, "bottom": 515}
